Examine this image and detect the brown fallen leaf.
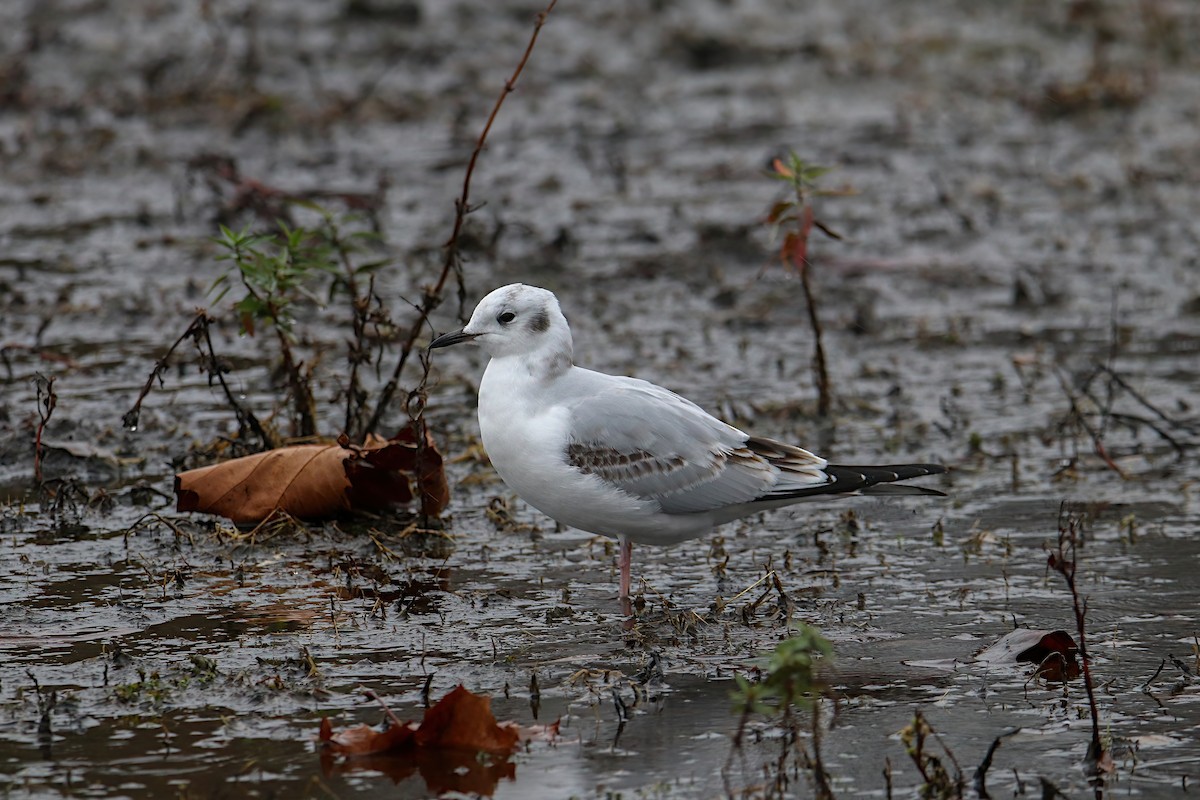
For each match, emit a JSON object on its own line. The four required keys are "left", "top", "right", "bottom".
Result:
{"left": 319, "top": 685, "right": 520, "bottom": 758}
{"left": 318, "top": 685, "right": 553, "bottom": 795}
{"left": 393, "top": 423, "right": 450, "bottom": 517}
{"left": 975, "top": 629, "right": 1081, "bottom": 681}
{"left": 175, "top": 423, "right": 448, "bottom": 524}
{"left": 319, "top": 715, "right": 417, "bottom": 756}
{"left": 412, "top": 685, "right": 520, "bottom": 754}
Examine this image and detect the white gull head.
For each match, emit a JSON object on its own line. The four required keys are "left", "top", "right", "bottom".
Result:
{"left": 430, "top": 283, "right": 573, "bottom": 372}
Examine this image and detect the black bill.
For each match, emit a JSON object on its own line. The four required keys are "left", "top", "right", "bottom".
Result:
{"left": 428, "top": 329, "right": 479, "bottom": 350}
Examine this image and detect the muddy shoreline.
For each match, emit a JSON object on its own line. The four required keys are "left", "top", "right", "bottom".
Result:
{"left": 3, "top": 0, "right": 1200, "bottom": 797}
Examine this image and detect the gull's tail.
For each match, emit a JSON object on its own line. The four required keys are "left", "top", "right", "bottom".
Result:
{"left": 746, "top": 437, "right": 947, "bottom": 501}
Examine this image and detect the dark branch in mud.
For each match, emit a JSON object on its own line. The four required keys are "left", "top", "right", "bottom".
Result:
{"left": 1094, "top": 363, "right": 1198, "bottom": 436}
{"left": 806, "top": 700, "right": 835, "bottom": 799}
{"left": 799, "top": 255, "right": 832, "bottom": 417}
{"left": 328, "top": 211, "right": 384, "bottom": 440}
{"left": 32, "top": 372, "right": 56, "bottom": 485}
{"left": 1047, "top": 504, "right": 1110, "bottom": 777}
{"left": 1052, "top": 366, "right": 1125, "bottom": 476}
{"left": 123, "top": 311, "right": 275, "bottom": 450}
{"left": 185, "top": 154, "right": 387, "bottom": 231}
{"left": 123, "top": 311, "right": 208, "bottom": 434}
{"left": 972, "top": 727, "right": 1020, "bottom": 799}
{"left": 1049, "top": 348, "right": 1195, "bottom": 475}
{"left": 24, "top": 670, "right": 57, "bottom": 747}
{"left": 1140, "top": 658, "right": 1166, "bottom": 693}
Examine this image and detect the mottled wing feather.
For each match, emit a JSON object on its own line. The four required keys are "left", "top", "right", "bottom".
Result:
{"left": 563, "top": 380, "right": 829, "bottom": 514}
{"left": 744, "top": 436, "right": 829, "bottom": 495}
{"left": 561, "top": 374, "right": 944, "bottom": 514}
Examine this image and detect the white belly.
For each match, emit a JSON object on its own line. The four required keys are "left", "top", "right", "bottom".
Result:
{"left": 476, "top": 361, "right": 712, "bottom": 544}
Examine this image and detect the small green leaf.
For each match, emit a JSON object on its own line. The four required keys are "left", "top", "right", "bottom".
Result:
{"left": 355, "top": 259, "right": 392, "bottom": 274}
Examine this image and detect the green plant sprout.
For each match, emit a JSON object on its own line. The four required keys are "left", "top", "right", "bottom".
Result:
{"left": 728, "top": 624, "right": 835, "bottom": 798}
{"left": 731, "top": 625, "right": 832, "bottom": 719}
{"left": 211, "top": 208, "right": 391, "bottom": 442}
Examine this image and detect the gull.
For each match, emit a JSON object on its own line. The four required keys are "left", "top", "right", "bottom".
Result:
{"left": 430, "top": 283, "right": 946, "bottom": 609}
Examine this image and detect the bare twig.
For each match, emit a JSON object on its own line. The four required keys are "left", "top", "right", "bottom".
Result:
{"left": 1095, "top": 363, "right": 1198, "bottom": 434}
{"left": 1052, "top": 366, "right": 1126, "bottom": 477}
{"left": 122, "top": 312, "right": 208, "bottom": 433}
{"left": 121, "top": 512, "right": 195, "bottom": 548}
{"left": 1049, "top": 330, "right": 1194, "bottom": 473}
{"left": 124, "top": 310, "right": 275, "bottom": 450}
{"left": 365, "top": 0, "right": 558, "bottom": 437}
{"left": 1047, "top": 504, "right": 1108, "bottom": 772}
{"left": 1103, "top": 411, "right": 1186, "bottom": 457}
{"left": 186, "top": 154, "right": 387, "bottom": 230}
{"left": 332, "top": 209, "right": 381, "bottom": 440}
{"left": 973, "top": 728, "right": 1020, "bottom": 798}
{"left": 361, "top": 687, "right": 407, "bottom": 729}
{"left": 799, "top": 252, "right": 832, "bottom": 417}
{"left": 32, "top": 373, "right": 56, "bottom": 484}
{"left": 195, "top": 314, "right": 277, "bottom": 449}
{"left": 900, "top": 710, "right": 964, "bottom": 798}
{"left": 1140, "top": 658, "right": 1166, "bottom": 692}
{"left": 25, "top": 670, "right": 56, "bottom": 743}
{"left": 808, "top": 699, "right": 835, "bottom": 799}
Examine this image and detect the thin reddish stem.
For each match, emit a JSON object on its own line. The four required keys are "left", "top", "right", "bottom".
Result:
{"left": 366, "top": 0, "right": 558, "bottom": 436}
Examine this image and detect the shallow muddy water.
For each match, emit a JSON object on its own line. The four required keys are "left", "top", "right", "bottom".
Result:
{"left": 2, "top": 0, "right": 1200, "bottom": 797}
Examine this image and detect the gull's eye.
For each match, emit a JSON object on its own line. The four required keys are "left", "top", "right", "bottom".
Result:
{"left": 497, "top": 311, "right": 516, "bottom": 325}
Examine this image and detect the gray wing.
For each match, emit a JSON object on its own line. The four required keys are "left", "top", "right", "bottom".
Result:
{"left": 561, "top": 377, "right": 828, "bottom": 514}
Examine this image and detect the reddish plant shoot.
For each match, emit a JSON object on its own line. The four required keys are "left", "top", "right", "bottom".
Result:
{"left": 766, "top": 153, "right": 843, "bottom": 417}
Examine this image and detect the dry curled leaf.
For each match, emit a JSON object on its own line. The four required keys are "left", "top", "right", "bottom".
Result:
{"left": 393, "top": 423, "right": 451, "bottom": 518}
{"left": 175, "top": 423, "right": 448, "bottom": 523}
{"left": 318, "top": 685, "right": 556, "bottom": 795}
{"left": 319, "top": 685, "right": 519, "bottom": 758}
{"left": 975, "top": 629, "right": 1081, "bottom": 681}
{"left": 412, "top": 684, "right": 520, "bottom": 754}
{"left": 319, "top": 715, "right": 417, "bottom": 756}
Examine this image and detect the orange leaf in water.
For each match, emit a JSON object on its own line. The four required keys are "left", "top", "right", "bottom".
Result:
{"left": 318, "top": 715, "right": 418, "bottom": 756}
{"left": 319, "top": 744, "right": 514, "bottom": 796}
{"left": 414, "top": 685, "right": 520, "bottom": 755}
{"left": 175, "top": 423, "right": 449, "bottom": 523}
{"left": 318, "top": 685, "right": 536, "bottom": 796}
{"left": 319, "top": 686, "right": 523, "bottom": 759}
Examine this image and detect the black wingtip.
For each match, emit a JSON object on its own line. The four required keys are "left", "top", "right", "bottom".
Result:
{"left": 764, "top": 462, "right": 948, "bottom": 502}
{"left": 859, "top": 484, "right": 947, "bottom": 497}
{"left": 801, "top": 462, "right": 950, "bottom": 501}
{"left": 831, "top": 463, "right": 947, "bottom": 482}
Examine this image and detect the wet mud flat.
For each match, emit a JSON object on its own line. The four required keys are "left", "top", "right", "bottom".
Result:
{"left": 3, "top": 0, "right": 1200, "bottom": 797}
